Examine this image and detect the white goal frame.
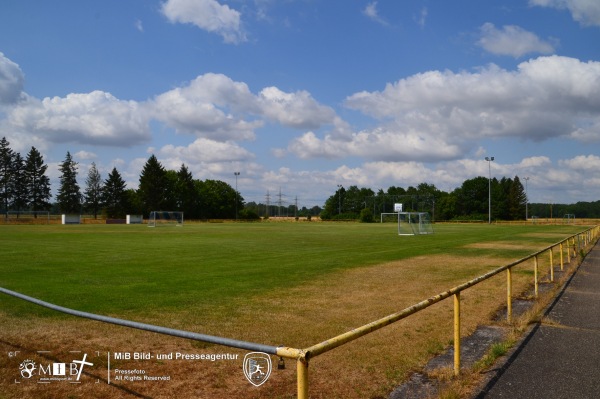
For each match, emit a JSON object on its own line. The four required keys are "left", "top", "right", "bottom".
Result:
{"left": 148, "top": 211, "right": 184, "bottom": 227}
{"left": 397, "top": 212, "right": 434, "bottom": 236}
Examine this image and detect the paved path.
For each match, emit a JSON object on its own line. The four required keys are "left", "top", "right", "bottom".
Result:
{"left": 475, "top": 240, "right": 600, "bottom": 399}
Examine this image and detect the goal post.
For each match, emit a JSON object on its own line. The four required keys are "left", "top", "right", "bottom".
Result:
{"left": 397, "top": 212, "right": 434, "bottom": 236}
{"left": 148, "top": 211, "right": 184, "bottom": 227}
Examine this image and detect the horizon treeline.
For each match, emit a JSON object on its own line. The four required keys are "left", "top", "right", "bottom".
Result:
{"left": 0, "top": 137, "right": 244, "bottom": 220}
{"left": 2, "top": 137, "right": 599, "bottom": 221}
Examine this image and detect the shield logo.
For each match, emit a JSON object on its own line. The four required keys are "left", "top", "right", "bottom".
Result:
{"left": 243, "top": 352, "right": 272, "bottom": 387}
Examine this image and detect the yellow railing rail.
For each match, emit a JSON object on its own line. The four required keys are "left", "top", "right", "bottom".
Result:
{"left": 278, "top": 226, "right": 599, "bottom": 398}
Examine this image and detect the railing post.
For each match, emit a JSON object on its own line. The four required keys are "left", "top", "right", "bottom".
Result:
{"left": 453, "top": 292, "right": 461, "bottom": 376}
{"left": 297, "top": 358, "right": 309, "bottom": 399}
{"left": 534, "top": 255, "right": 539, "bottom": 297}
{"left": 560, "top": 242, "right": 564, "bottom": 271}
{"left": 506, "top": 267, "right": 512, "bottom": 323}
{"left": 549, "top": 247, "right": 554, "bottom": 282}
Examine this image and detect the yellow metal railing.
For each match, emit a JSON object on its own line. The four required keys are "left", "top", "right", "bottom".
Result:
{"left": 274, "top": 226, "right": 599, "bottom": 398}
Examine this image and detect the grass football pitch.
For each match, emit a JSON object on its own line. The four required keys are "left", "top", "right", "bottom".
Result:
{"left": 0, "top": 222, "right": 587, "bottom": 398}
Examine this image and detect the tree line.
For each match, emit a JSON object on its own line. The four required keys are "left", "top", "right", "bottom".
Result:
{"left": 3, "top": 136, "right": 598, "bottom": 222}
{"left": 321, "top": 177, "right": 533, "bottom": 222}
{"left": 0, "top": 137, "right": 244, "bottom": 220}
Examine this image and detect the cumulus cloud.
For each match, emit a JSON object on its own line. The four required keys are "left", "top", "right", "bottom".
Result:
{"left": 530, "top": 0, "right": 600, "bottom": 27}
{"left": 257, "top": 86, "right": 336, "bottom": 129}
{"left": 0, "top": 52, "right": 24, "bottom": 105}
{"left": 477, "top": 23, "right": 556, "bottom": 57}
{"left": 559, "top": 154, "right": 600, "bottom": 171}
{"left": 161, "top": 0, "right": 246, "bottom": 44}
{"left": 7, "top": 91, "right": 151, "bottom": 146}
{"left": 157, "top": 138, "right": 254, "bottom": 164}
{"left": 298, "top": 56, "right": 600, "bottom": 161}
{"left": 151, "top": 73, "right": 260, "bottom": 141}
{"left": 151, "top": 73, "right": 338, "bottom": 140}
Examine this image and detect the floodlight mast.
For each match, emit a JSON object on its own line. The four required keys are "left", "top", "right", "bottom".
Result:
{"left": 485, "top": 156, "right": 494, "bottom": 224}
{"left": 234, "top": 172, "right": 240, "bottom": 221}
{"left": 524, "top": 176, "right": 530, "bottom": 221}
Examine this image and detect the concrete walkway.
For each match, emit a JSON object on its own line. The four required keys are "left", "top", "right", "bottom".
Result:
{"left": 475, "top": 240, "right": 600, "bottom": 399}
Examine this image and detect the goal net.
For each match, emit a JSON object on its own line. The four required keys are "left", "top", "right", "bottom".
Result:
{"left": 380, "top": 212, "right": 400, "bottom": 223}
{"left": 148, "top": 211, "right": 184, "bottom": 227}
{"left": 562, "top": 214, "right": 575, "bottom": 224}
{"left": 397, "top": 212, "right": 434, "bottom": 236}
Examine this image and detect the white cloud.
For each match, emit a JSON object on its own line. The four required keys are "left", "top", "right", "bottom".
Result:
{"left": 7, "top": 91, "right": 151, "bottom": 146}
{"left": 559, "top": 154, "right": 600, "bottom": 171}
{"left": 309, "top": 56, "right": 600, "bottom": 163}
{"left": 257, "top": 86, "right": 336, "bottom": 129}
{"left": 157, "top": 138, "right": 254, "bottom": 164}
{"left": 414, "top": 7, "right": 428, "bottom": 28}
{"left": 151, "top": 73, "right": 338, "bottom": 139}
{"left": 151, "top": 73, "right": 260, "bottom": 141}
{"left": 477, "top": 23, "right": 556, "bottom": 57}
{"left": 74, "top": 150, "right": 97, "bottom": 160}
{"left": 363, "top": 1, "right": 389, "bottom": 26}
{"left": 530, "top": 0, "right": 600, "bottom": 27}
{"left": 135, "top": 19, "right": 144, "bottom": 32}
{"left": 0, "top": 52, "right": 24, "bottom": 105}
{"left": 161, "top": 0, "right": 246, "bottom": 44}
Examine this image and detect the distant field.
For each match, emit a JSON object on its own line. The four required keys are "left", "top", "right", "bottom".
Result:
{"left": 0, "top": 223, "right": 582, "bottom": 315}
{"left": 0, "top": 222, "right": 588, "bottom": 399}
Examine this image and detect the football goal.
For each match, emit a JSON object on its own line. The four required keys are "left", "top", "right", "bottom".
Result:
{"left": 148, "top": 211, "right": 183, "bottom": 227}
{"left": 397, "top": 212, "right": 434, "bottom": 236}
{"left": 562, "top": 214, "right": 576, "bottom": 224}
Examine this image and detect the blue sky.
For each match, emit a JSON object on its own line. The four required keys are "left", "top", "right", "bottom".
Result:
{"left": 1, "top": 0, "right": 599, "bottom": 208}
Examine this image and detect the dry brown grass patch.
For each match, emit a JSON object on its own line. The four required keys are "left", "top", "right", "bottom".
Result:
{"left": 1, "top": 254, "right": 542, "bottom": 399}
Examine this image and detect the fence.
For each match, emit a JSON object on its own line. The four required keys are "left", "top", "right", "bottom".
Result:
{"left": 1, "top": 226, "right": 598, "bottom": 398}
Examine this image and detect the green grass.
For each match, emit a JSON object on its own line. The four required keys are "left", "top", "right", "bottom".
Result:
{"left": 0, "top": 222, "right": 583, "bottom": 318}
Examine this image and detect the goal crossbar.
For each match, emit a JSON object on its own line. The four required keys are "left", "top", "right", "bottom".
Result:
{"left": 148, "top": 211, "right": 184, "bottom": 227}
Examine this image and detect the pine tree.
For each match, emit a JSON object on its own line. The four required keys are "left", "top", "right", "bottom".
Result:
{"left": 138, "top": 154, "right": 168, "bottom": 214}
{"left": 509, "top": 176, "right": 527, "bottom": 220}
{"left": 84, "top": 162, "right": 103, "bottom": 218}
{"left": 176, "top": 164, "right": 198, "bottom": 218}
{"left": 10, "top": 153, "right": 27, "bottom": 214}
{"left": 0, "top": 137, "right": 15, "bottom": 215}
{"left": 24, "top": 147, "right": 52, "bottom": 215}
{"left": 103, "top": 167, "right": 128, "bottom": 218}
{"left": 57, "top": 151, "right": 82, "bottom": 213}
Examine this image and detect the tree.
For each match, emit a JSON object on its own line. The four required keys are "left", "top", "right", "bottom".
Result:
{"left": 455, "top": 177, "right": 489, "bottom": 219}
{"left": 103, "top": 167, "right": 128, "bottom": 218}
{"left": 196, "top": 179, "right": 240, "bottom": 219}
{"left": 24, "top": 147, "right": 52, "bottom": 215}
{"left": 56, "top": 152, "right": 82, "bottom": 213}
{"left": 84, "top": 162, "right": 103, "bottom": 218}
{"left": 0, "top": 137, "right": 15, "bottom": 215}
{"left": 508, "top": 176, "right": 527, "bottom": 220}
{"left": 10, "top": 153, "right": 27, "bottom": 213}
{"left": 175, "top": 164, "right": 198, "bottom": 218}
{"left": 138, "top": 155, "right": 168, "bottom": 214}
